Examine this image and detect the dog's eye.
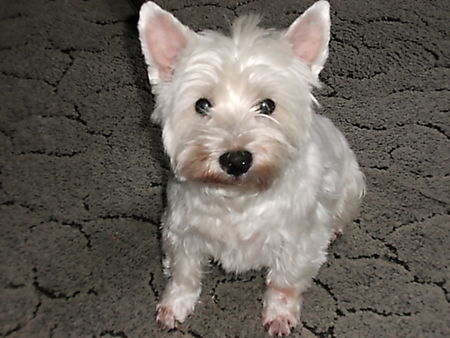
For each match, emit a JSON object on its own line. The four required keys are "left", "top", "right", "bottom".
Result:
{"left": 257, "top": 99, "right": 276, "bottom": 115}
{"left": 195, "top": 98, "right": 212, "bottom": 115}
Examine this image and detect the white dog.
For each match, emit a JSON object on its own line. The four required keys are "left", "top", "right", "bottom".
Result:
{"left": 138, "top": 1, "right": 365, "bottom": 335}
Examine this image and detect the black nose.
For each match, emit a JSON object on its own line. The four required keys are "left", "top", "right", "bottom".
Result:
{"left": 219, "top": 151, "right": 253, "bottom": 177}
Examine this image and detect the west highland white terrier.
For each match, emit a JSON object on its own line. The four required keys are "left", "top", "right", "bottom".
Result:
{"left": 138, "top": 1, "right": 365, "bottom": 335}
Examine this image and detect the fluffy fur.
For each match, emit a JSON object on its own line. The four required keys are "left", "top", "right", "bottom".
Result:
{"left": 138, "top": 1, "right": 365, "bottom": 336}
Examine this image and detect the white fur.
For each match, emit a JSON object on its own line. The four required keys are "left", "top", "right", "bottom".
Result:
{"left": 138, "top": 1, "right": 365, "bottom": 336}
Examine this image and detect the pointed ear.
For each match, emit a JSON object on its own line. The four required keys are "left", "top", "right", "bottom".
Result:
{"left": 285, "top": 1, "right": 330, "bottom": 76}
{"left": 138, "top": 1, "right": 192, "bottom": 84}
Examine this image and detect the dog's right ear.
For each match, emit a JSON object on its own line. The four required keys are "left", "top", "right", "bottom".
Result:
{"left": 138, "top": 1, "right": 192, "bottom": 84}
{"left": 285, "top": 0, "right": 330, "bottom": 77}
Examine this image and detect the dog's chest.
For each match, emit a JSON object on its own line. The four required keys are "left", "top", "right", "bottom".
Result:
{"left": 207, "top": 224, "right": 272, "bottom": 272}
{"left": 171, "top": 183, "right": 292, "bottom": 271}
{"left": 191, "top": 205, "right": 280, "bottom": 272}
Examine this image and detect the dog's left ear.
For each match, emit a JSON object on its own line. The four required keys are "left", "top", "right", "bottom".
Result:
{"left": 138, "top": 1, "right": 193, "bottom": 84}
{"left": 285, "top": 0, "right": 330, "bottom": 76}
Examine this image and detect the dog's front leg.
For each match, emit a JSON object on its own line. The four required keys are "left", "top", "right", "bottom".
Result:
{"left": 262, "top": 268, "right": 318, "bottom": 336}
{"left": 156, "top": 235, "right": 204, "bottom": 329}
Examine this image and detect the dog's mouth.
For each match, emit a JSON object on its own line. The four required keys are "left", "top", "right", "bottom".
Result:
{"left": 174, "top": 144, "right": 286, "bottom": 192}
{"left": 177, "top": 161, "right": 279, "bottom": 192}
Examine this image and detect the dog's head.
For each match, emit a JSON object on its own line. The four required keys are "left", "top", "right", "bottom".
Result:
{"left": 138, "top": 1, "right": 330, "bottom": 191}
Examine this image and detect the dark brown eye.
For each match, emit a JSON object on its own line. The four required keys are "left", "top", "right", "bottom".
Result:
{"left": 195, "top": 98, "right": 212, "bottom": 115}
{"left": 257, "top": 99, "right": 276, "bottom": 115}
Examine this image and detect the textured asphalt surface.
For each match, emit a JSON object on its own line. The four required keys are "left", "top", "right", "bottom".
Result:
{"left": 1, "top": 0, "right": 449, "bottom": 337}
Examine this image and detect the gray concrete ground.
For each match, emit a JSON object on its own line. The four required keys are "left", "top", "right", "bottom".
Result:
{"left": 1, "top": 0, "right": 449, "bottom": 337}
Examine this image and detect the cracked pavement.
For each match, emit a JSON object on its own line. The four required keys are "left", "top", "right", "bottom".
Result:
{"left": 0, "top": 0, "right": 449, "bottom": 337}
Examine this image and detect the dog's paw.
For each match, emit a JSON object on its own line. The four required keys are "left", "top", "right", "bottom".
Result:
{"left": 156, "top": 285, "right": 200, "bottom": 329}
{"left": 263, "top": 313, "right": 298, "bottom": 336}
{"left": 262, "top": 283, "right": 301, "bottom": 336}
{"left": 330, "top": 227, "right": 343, "bottom": 243}
{"left": 156, "top": 299, "right": 195, "bottom": 329}
{"left": 156, "top": 305, "right": 177, "bottom": 329}
{"left": 329, "top": 221, "right": 345, "bottom": 244}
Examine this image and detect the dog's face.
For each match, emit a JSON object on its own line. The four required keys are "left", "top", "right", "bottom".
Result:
{"left": 138, "top": 1, "right": 330, "bottom": 191}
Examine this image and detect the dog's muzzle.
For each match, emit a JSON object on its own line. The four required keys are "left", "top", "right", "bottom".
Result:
{"left": 219, "top": 150, "right": 253, "bottom": 177}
